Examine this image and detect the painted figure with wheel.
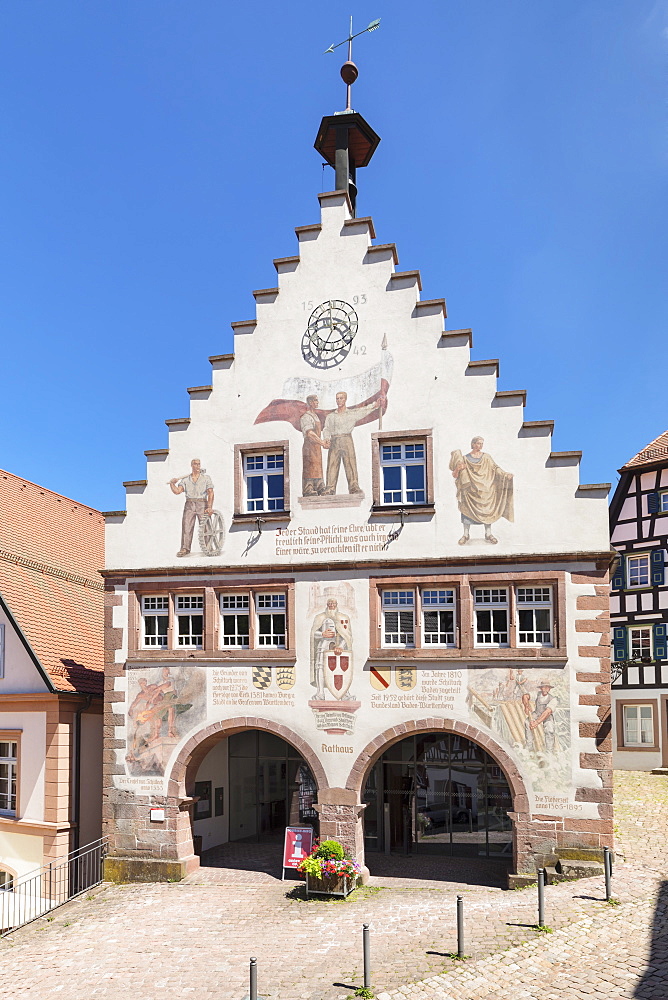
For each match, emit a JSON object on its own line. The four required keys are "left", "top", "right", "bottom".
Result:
{"left": 169, "top": 458, "right": 223, "bottom": 557}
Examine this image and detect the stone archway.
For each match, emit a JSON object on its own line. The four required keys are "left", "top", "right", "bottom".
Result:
{"left": 166, "top": 716, "right": 328, "bottom": 867}
{"left": 345, "top": 718, "right": 531, "bottom": 873}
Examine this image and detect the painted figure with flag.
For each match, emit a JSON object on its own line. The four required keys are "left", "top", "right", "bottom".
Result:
{"left": 255, "top": 344, "right": 392, "bottom": 498}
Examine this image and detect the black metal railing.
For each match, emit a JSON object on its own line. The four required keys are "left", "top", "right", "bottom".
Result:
{"left": 0, "top": 836, "right": 108, "bottom": 937}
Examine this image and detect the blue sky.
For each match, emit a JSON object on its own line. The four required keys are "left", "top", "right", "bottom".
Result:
{"left": 0, "top": 1, "right": 665, "bottom": 512}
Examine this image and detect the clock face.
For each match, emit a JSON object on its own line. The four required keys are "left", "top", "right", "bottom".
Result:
{"left": 302, "top": 299, "right": 358, "bottom": 369}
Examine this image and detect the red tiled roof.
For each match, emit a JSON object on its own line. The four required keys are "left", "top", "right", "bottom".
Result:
{"left": 622, "top": 431, "right": 668, "bottom": 471}
{"left": 0, "top": 469, "right": 104, "bottom": 695}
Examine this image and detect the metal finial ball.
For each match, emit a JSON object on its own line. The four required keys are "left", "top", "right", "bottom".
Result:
{"left": 340, "top": 61, "right": 359, "bottom": 86}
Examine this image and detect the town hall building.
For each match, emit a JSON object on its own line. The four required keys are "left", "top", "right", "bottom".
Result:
{"left": 102, "top": 65, "right": 613, "bottom": 886}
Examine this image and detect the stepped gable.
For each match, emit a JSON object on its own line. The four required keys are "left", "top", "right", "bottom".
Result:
{"left": 621, "top": 430, "right": 668, "bottom": 471}
{"left": 0, "top": 468, "right": 104, "bottom": 693}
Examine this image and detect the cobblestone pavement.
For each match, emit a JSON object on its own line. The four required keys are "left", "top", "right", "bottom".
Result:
{"left": 0, "top": 771, "right": 665, "bottom": 999}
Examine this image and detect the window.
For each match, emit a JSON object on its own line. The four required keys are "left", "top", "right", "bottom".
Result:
{"left": 220, "top": 594, "right": 250, "bottom": 648}
{"left": 380, "top": 442, "right": 426, "bottom": 505}
{"left": 244, "top": 453, "right": 285, "bottom": 513}
{"left": 382, "top": 591, "right": 415, "bottom": 647}
{"left": 256, "top": 593, "right": 286, "bottom": 647}
{"left": 0, "top": 870, "right": 13, "bottom": 890}
{"left": 516, "top": 587, "right": 553, "bottom": 645}
{"left": 0, "top": 741, "right": 17, "bottom": 815}
{"left": 623, "top": 704, "right": 654, "bottom": 746}
{"left": 627, "top": 554, "right": 650, "bottom": 588}
{"left": 175, "top": 595, "right": 203, "bottom": 648}
{"left": 629, "top": 626, "right": 652, "bottom": 660}
{"left": 422, "top": 589, "right": 455, "bottom": 646}
{"left": 662, "top": 493, "right": 668, "bottom": 513}
{"left": 142, "top": 596, "right": 169, "bottom": 648}
{"left": 474, "top": 588, "right": 509, "bottom": 646}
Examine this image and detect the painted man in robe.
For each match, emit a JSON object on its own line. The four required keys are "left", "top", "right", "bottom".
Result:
{"left": 300, "top": 394, "right": 328, "bottom": 495}
{"left": 322, "top": 390, "right": 385, "bottom": 495}
{"left": 310, "top": 597, "right": 352, "bottom": 699}
{"left": 449, "top": 436, "right": 513, "bottom": 544}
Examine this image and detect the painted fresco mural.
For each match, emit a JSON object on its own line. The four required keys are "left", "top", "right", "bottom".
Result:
{"left": 168, "top": 459, "right": 224, "bottom": 558}
{"left": 450, "top": 438, "right": 514, "bottom": 545}
{"left": 255, "top": 345, "right": 392, "bottom": 508}
{"left": 307, "top": 583, "right": 360, "bottom": 735}
{"left": 467, "top": 666, "right": 571, "bottom": 796}
{"left": 125, "top": 665, "right": 206, "bottom": 776}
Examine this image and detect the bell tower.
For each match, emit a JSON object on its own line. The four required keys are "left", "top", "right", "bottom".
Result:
{"left": 314, "top": 18, "right": 381, "bottom": 217}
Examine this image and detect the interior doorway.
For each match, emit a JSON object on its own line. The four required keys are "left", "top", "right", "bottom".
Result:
{"left": 362, "top": 732, "right": 513, "bottom": 858}
{"left": 227, "top": 730, "right": 318, "bottom": 843}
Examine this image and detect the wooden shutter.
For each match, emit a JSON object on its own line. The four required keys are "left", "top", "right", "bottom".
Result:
{"left": 611, "top": 555, "right": 626, "bottom": 590}
{"left": 648, "top": 492, "right": 660, "bottom": 514}
{"left": 612, "top": 626, "right": 628, "bottom": 663}
{"left": 653, "top": 623, "right": 667, "bottom": 661}
{"left": 651, "top": 549, "right": 665, "bottom": 586}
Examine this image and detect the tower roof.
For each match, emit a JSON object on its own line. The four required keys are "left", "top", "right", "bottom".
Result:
{"left": 620, "top": 430, "right": 668, "bottom": 471}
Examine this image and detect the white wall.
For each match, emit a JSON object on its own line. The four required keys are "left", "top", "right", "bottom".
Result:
{"left": 0, "top": 829, "right": 43, "bottom": 880}
{"left": 193, "top": 739, "right": 228, "bottom": 851}
{"left": 0, "top": 606, "right": 49, "bottom": 695}
{"left": 0, "top": 711, "right": 45, "bottom": 822}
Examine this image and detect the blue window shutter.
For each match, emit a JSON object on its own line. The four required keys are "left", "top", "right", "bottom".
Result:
{"left": 653, "top": 623, "right": 667, "bottom": 661}
{"left": 651, "top": 549, "right": 665, "bottom": 586}
{"left": 611, "top": 556, "right": 626, "bottom": 590}
{"left": 612, "top": 626, "right": 628, "bottom": 662}
{"left": 648, "top": 492, "right": 660, "bottom": 514}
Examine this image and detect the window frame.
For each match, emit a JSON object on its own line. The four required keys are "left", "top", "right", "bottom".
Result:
{"left": 0, "top": 733, "right": 20, "bottom": 818}
{"left": 627, "top": 553, "right": 651, "bottom": 589}
{"left": 661, "top": 491, "right": 668, "bottom": 513}
{"left": 140, "top": 595, "right": 170, "bottom": 650}
{"left": 473, "top": 587, "right": 510, "bottom": 648}
{"left": 219, "top": 593, "right": 251, "bottom": 649}
{"left": 378, "top": 441, "right": 427, "bottom": 507}
{"left": 515, "top": 586, "right": 554, "bottom": 647}
{"left": 628, "top": 625, "right": 653, "bottom": 661}
{"left": 255, "top": 592, "right": 287, "bottom": 648}
{"left": 421, "top": 588, "right": 457, "bottom": 648}
{"left": 371, "top": 429, "right": 434, "bottom": 511}
{"left": 381, "top": 589, "right": 416, "bottom": 648}
{"left": 174, "top": 593, "right": 205, "bottom": 649}
{"left": 233, "top": 441, "right": 290, "bottom": 521}
{"left": 616, "top": 699, "right": 659, "bottom": 751}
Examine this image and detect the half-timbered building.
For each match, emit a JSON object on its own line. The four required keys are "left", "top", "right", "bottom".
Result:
{"left": 610, "top": 431, "right": 668, "bottom": 771}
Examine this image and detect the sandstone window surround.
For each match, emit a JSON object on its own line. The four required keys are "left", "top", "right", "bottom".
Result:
{"left": 370, "top": 429, "right": 434, "bottom": 513}
{"left": 616, "top": 699, "right": 659, "bottom": 751}
{"left": 369, "top": 574, "right": 565, "bottom": 661}
{"left": 129, "top": 583, "right": 296, "bottom": 661}
{"left": 0, "top": 734, "right": 20, "bottom": 817}
{"left": 233, "top": 441, "right": 291, "bottom": 524}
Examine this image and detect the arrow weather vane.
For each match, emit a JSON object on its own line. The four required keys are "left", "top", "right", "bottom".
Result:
{"left": 324, "top": 16, "right": 381, "bottom": 112}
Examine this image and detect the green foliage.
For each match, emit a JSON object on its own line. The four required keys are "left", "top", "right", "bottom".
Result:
{"left": 353, "top": 988, "right": 374, "bottom": 998}
{"left": 316, "top": 839, "right": 345, "bottom": 860}
{"left": 300, "top": 855, "right": 326, "bottom": 878}
{"left": 606, "top": 897, "right": 621, "bottom": 906}
{"left": 536, "top": 924, "right": 553, "bottom": 933}
{"left": 445, "top": 952, "right": 469, "bottom": 961}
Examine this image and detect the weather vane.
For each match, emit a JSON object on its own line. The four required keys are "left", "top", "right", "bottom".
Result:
{"left": 324, "top": 16, "right": 381, "bottom": 112}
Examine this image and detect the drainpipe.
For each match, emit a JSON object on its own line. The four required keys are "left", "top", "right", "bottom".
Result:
{"left": 72, "top": 695, "right": 93, "bottom": 853}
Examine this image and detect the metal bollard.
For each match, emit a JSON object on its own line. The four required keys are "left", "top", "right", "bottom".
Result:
{"left": 456, "top": 894, "right": 464, "bottom": 958}
{"left": 604, "top": 846, "right": 612, "bottom": 901}
{"left": 363, "top": 923, "right": 371, "bottom": 989}
{"left": 537, "top": 869, "right": 545, "bottom": 927}
{"left": 249, "top": 957, "right": 257, "bottom": 1000}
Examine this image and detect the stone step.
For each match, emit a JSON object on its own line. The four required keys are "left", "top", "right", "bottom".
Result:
{"left": 556, "top": 859, "right": 605, "bottom": 880}
{"left": 543, "top": 865, "right": 573, "bottom": 885}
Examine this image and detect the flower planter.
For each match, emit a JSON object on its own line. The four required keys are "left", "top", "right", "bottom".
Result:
{"left": 305, "top": 873, "right": 356, "bottom": 899}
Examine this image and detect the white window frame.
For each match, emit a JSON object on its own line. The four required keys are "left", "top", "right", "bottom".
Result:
{"left": 255, "top": 593, "right": 286, "bottom": 647}
{"left": 661, "top": 491, "right": 668, "bottom": 513}
{"left": 421, "top": 589, "right": 456, "bottom": 646}
{"left": 379, "top": 441, "right": 426, "bottom": 506}
{"left": 623, "top": 704, "right": 654, "bottom": 746}
{"left": 628, "top": 625, "right": 653, "bottom": 660}
{"left": 244, "top": 453, "right": 285, "bottom": 513}
{"left": 141, "top": 595, "right": 169, "bottom": 649}
{"left": 627, "top": 554, "right": 650, "bottom": 589}
{"left": 516, "top": 587, "right": 553, "bottom": 646}
{"left": 175, "top": 594, "right": 204, "bottom": 649}
{"left": 381, "top": 590, "right": 416, "bottom": 647}
{"left": 219, "top": 594, "right": 250, "bottom": 649}
{"left": 474, "top": 588, "right": 509, "bottom": 647}
{"left": 0, "top": 740, "right": 18, "bottom": 816}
